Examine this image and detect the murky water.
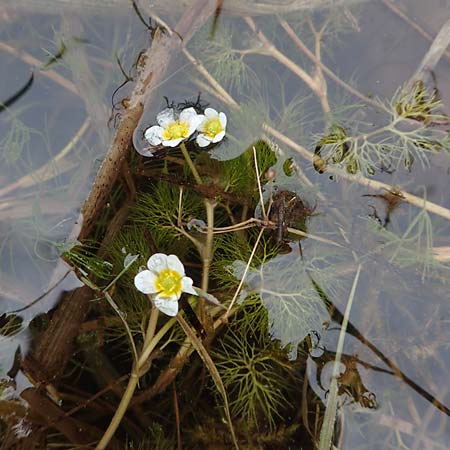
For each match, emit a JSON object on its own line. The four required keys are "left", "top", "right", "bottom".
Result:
{"left": 1, "top": 1, "right": 450, "bottom": 448}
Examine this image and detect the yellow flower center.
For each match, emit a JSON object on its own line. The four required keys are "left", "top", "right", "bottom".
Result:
{"left": 203, "top": 117, "right": 223, "bottom": 138}
{"left": 155, "top": 269, "right": 183, "bottom": 298}
{"left": 162, "top": 121, "right": 190, "bottom": 141}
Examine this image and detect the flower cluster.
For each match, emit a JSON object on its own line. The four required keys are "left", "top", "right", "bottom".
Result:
{"left": 134, "top": 253, "right": 198, "bottom": 316}
{"left": 144, "top": 107, "right": 227, "bottom": 148}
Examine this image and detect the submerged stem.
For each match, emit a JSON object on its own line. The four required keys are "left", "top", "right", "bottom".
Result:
{"left": 202, "top": 200, "right": 215, "bottom": 293}
{"left": 180, "top": 141, "right": 203, "bottom": 185}
{"left": 96, "top": 307, "right": 161, "bottom": 450}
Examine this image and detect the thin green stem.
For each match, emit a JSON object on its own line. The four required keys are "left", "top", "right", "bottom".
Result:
{"left": 198, "top": 199, "right": 215, "bottom": 324}
{"left": 225, "top": 228, "right": 264, "bottom": 319}
{"left": 96, "top": 307, "right": 164, "bottom": 450}
{"left": 96, "top": 371, "right": 140, "bottom": 450}
{"left": 180, "top": 141, "right": 203, "bottom": 185}
{"left": 202, "top": 200, "right": 215, "bottom": 292}
{"left": 139, "top": 316, "right": 176, "bottom": 365}
{"left": 142, "top": 304, "right": 159, "bottom": 349}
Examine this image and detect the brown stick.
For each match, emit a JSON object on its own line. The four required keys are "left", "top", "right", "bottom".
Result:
{"left": 406, "top": 16, "right": 450, "bottom": 90}
{"left": 15, "top": 2, "right": 216, "bottom": 446}
{"left": 79, "top": 0, "right": 214, "bottom": 239}
{"left": 382, "top": 0, "right": 450, "bottom": 64}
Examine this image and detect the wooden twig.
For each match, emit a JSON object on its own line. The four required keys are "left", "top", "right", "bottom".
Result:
{"left": 382, "top": 0, "right": 450, "bottom": 64}
{"left": 406, "top": 16, "right": 450, "bottom": 90}
{"left": 79, "top": 0, "right": 214, "bottom": 239}
{"left": 278, "top": 18, "right": 386, "bottom": 111}
{"left": 16, "top": 2, "right": 216, "bottom": 446}
{"left": 266, "top": 125, "right": 450, "bottom": 221}
{"left": 245, "top": 16, "right": 330, "bottom": 114}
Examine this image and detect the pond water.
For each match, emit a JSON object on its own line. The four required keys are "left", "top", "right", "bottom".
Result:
{"left": 1, "top": 0, "right": 450, "bottom": 449}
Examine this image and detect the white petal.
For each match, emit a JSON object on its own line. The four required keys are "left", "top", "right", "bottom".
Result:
{"left": 204, "top": 108, "right": 218, "bottom": 119}
{"left": 162, "top": 137, "right": 184, "bottom": 147}
{"left": 182, "top": 277, "right": 198, "bottom": 296}
{"left": 211, "top": 130, "right": 226, "bottom": 143}
{"left": 134, "top": 270, "right": 158, "bottom": 294}
{"left": 154, "top": 297, "right": 179, "bottom": 316}
{"left": 218, "top": 112, "right": 227, "bottom": 128}
{"left": 188, "top": 117, "right": 204, "bottom": 137}
{"left": 157, "top": 108, "right": 175, "bottom": 128}
{"left": 179, "top": 108, "right": 202, "bottom": 137}
{"left": 166, "top": 255, "right": 185, "bottom": 275}
{"left": 147, "top": 253, "right": 168, "bottom": 273}
{"left": 144, "top": 126, "right": 163, "bottom": 146}
{"left": 195, "top": 114, "right": 206, "bottom": 132}
{"left": 179, "top": 107, "right": 198, "bottom": 123}
{"left": 196, "top": 133, "right": 212, "bottom": 147}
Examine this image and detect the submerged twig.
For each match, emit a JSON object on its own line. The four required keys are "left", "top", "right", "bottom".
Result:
{"left": 318, "top": 264, "right": 361, "bottom": 450}
{"left": 406, "top": 16, "right": 450, "bottom": 90}
{"left": 0, "top": 41, "right": 78, "bottom": 95}
{"left": 79, "top": 0, "right": 215, "bottom": 239}
{"left": 278, "top": 18, "right": 386, "bottom": 112}
{"left": 176, "top": 313, "right": 239, "bottom": 449}
{"left": 268, "top": 125, "right": 450, "bottom": 221}
{"left": 244, "top": 16, "right": 330, "bottom": 114}
{"left": 382, "top": 0, "right": 450, "bottom": 64}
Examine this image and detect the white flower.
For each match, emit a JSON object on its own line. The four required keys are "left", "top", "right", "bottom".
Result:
{"left": 196, "top": 108, "right": 227, "bottom": 147}
{"left": 134, "top": 253, "right": 198, "bottom": 316}
{"left": 144, "top": 107, "right": 203, "bottom": 147}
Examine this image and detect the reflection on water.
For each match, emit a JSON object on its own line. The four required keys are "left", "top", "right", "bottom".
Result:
{"left": 1, "top": 0, "right": 450, "bottom": 448}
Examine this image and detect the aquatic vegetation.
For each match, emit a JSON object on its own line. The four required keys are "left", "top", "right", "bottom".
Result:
{"left": 188, "top": 21, "right": 256, "bottom": 92}
{"left": 214, "top": 326, "right": 298, "bottom": 431}
{"left": 0, "top": 115, "right": 37, "bottom": 167}
{"left": 365, "top": 201, "right": 450, "bottom": 280}
{"left": 313, "top": 82, "right": 450, "bottom": 176}
{"left": 62, "top": 242, "right": 113, "bottom": 280}
{"left": 134, "top": 253, "right": 198, "bottom": 316}
{"left": 232, "top": 253, "right": 329, "bottom": 360}
{"left": 3, "top": 3, "right": 450, "bottom": 450}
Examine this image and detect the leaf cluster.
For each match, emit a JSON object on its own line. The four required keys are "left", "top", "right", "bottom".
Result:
{"left": 189, "top": 19, "right": 256, "bottom": 92}
{"left": 214, "top": 319, "right": 298, "bottom": 432}
{"left": 313, "top": 83, "right": 450, "bottom": 176}
{"left": 62, "top": 242, "right": 113, "bottom": 280}
{"left": 131, "top": 181, "right": 204, "bottom": 252}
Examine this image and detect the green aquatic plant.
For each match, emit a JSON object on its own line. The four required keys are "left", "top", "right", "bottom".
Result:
{"left": 219, "top": 139, "right": 277, "bottom": 197}
{"left": 106, "top": 226, "right": 156, "bottom": 284}
{"left": 0, "top": 314, "right": 22, "bottom": 338}
{"left": 211, "top": 230, "right": 280, "bottom": 290}
{"left": 130, "top": 424, "right": 175, "bottom": 450}
{"left": 62, "top": 242, "right": 113, "bottom": 280}
{"left": 232, "top": 252, "right": 330, "bottom": 360}
{"left": 0, "top": 114, "right": 40, "bottom": 167}
{"left": 365, "top": 201, "right": 450, "bottom": 281}
{"left": 131, "top": 181, "right": 205, "bottom": 250}
{"left": 214, "top": 322, "right": 298, "bottom": 432}
{"left": 189, "top": 19, "right": 257, "bottom": 92}
{"left": 313, "top": 82, "right": 450, "bottom": 176}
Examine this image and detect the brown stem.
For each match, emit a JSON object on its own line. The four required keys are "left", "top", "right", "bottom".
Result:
{"left": 278, "top": 18, "right": 386, "bottom": 111}
{"left": 245, "top": 16, "right": 329, "bottom": 114}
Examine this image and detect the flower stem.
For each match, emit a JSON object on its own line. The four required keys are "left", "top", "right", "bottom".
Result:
{"left": 202, "top": 200, "right": 215, "bottom": 293}
{"left": 180, "top": 141, "right": 202, "bottom": 185}
{"left": 96, "top": 307, "right": 160, "bottom": 450}
{"left": 198, "top": 199, "right": 215, "bottom": 324}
